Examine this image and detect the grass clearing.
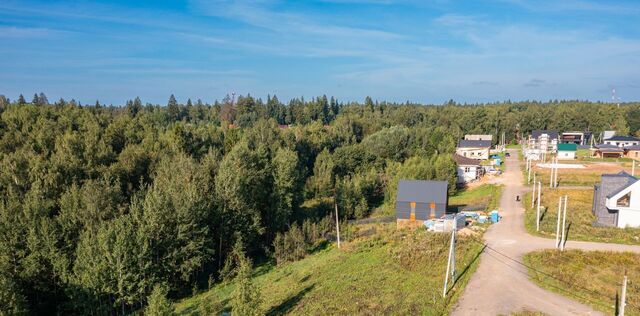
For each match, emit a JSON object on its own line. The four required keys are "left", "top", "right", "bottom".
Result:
{"left": 449, "top": 184, "right": 503, "bottom": 212}
{"left": 523, "top": 188, "right": 640, "bottom": 244}
{"left": 175, "top": 223, "right": 485, "bottom": 315}
{"left": 525, "top": 250, "right": 640, "bottom": 315}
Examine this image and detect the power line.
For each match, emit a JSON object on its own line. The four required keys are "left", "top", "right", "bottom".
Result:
{"left": 470, "top": 239, "right": 640, "bottom": 311}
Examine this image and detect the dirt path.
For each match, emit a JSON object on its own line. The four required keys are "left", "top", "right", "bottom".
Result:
{"left": 452, "top": 149, "right": 640, "bottom": 316}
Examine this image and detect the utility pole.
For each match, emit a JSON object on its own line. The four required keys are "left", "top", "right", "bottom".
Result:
{"left": 536, "top": 181, "right": 542, "bottom": 231}
{"left": 334, "top": 193, "right": 341, "bottom": 249}
{"left": 560, "top": 195, "right": 568, "bottom": 251}
{"left": 620, "top": 270, "right": 628, "bottom": 316}
{"left": 556, "top": 196, "right": 562, "bottom": 248}
{"left": 531, "top": 173, "right": 537, "bottom": 208}
{"left": 632, "top": 161, "right": 635, "bottom": 177}
{"left": 443, "top": 226, "right": 456, "bottom": 297}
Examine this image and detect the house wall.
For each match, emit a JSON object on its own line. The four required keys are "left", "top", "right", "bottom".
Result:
{"left": 557, "top": 150, "right": 576, "bottom": 160}
{"left": 604, "top": 140, "right": 640, "bottom": 148}
{"left": 617, "top": 209, "right": 640, "bottom": 228}
{"left": 456, "top": 165, "right": 480, "bottom": 183}
{"left": 626, "top": 150, "right": 640, "bottom": 160}
{"left": 396, "top": 201, "right": 447, "bottom": 220}
{"left": 455, "top": 148, "right": 489, "bottom": 160}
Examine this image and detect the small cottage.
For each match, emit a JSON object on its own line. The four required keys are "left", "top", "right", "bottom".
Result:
{"left": 453, "top": 154, "right": 483, "bottom": 184}
{"left": 593, "top": 172, "right": 640, "bottom": 228}
{"left": 625, "top": 145, "right": 640, "bottom": 160}
{"left": 557, "top": 143, "right": 577, "bottom": 160}
{"left": 591, "top": 144, "right": 624, "bottom": 158}
{"left": 396, "top": 180, "right": 448, "bottom": 228}
{"left": 456, "top": 140, "right": 491, "bottom": 160}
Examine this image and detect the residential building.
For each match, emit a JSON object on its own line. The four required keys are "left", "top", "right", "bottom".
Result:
{"left": 464, "top": 134, "right": 493, "bottom": 142}
{"left": 603, "top": 136, "right": 640, "bottom": 148}
{"left": 593, "top": 172, "right": 640, "bottom": 228}
{"left": 590, "top": 144, "right": 624, "bottom": 158}
{"left": 557, "top": 143, "right": 577, "bottom": 160}
{"left": 396, "top": 180, "right": 448, "bottom": 228}
{"left": 560, "top": 131, "right": 591, "bottom": 145}
{"left": 456, "top": 139, "right": 491, "bottom": 160}
{"left": 453, "top": 154, "right": 483, "bottom": 184}
{"left": 528, "top": 130, "right": 559, "bottom": 152}
{"left": 625, "top": 145, "right": 640, "bottom": 160}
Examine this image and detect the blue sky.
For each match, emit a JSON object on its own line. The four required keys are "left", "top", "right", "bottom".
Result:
{"left": 1, "top": 0, "right": 639, "bottom": 105}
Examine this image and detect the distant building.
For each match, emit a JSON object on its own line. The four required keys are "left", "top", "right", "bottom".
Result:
{"left": 557, "top": 143, "right": 577, "bottom": 160}
{"left": 590, "top": 144, "right": 624, "bottom": 159}
{"left": 593, "top": 172, "right": 640, "bottom": 228}
{"left": 528, "top": 130, "right": 559, "bottom": 152}
{"left": 396, "top": 180, "right": 448, "bottom": 228}
{"left": 625, "top": 145, "right": 640, "bottom": 160}
{"left": 560, "top": 131, "right": 591, "bottom": 146}
{"left": 464, "top": 134, "right": 493, "bottom": 142}
{"left": 603, "top": 136, "right": 640, "bottom": 148}
{"left": 453, "top": 154, "right": 483, "bottom": 184}
{"left": 602, "top": 130, "right": 616, "bottom": 142}
{"left": 456, "top": 140, "right": 491, "bottom": 160}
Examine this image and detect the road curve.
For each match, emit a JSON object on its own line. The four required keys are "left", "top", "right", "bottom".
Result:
{"left": 451, "top": 149, "right": 640, "bottom": 316}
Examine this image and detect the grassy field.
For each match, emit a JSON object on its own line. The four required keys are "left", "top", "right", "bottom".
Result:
{"left": 449, "top": 184, "right": 502, "bottom": 212}
{"left": 525, "top": 250, "right": 640, "bottom": 315}
{"left": 174, "top": 224, "right": 485, "bottom": 315}
{"left": 523, "top": 188, "right": 640, "bottom": 244}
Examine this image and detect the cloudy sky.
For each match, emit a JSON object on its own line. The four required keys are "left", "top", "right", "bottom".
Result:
{"left": 1, "top": 0, "right": 639, "bottom": 105}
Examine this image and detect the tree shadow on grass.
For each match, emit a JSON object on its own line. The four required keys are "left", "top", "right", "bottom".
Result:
{"left": 266, "top": 284, "right": 316, "bottom": 316}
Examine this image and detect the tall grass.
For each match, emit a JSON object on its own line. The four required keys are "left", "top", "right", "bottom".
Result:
{"left": 523, "top": 188, "right": 640, "bottom": 244}
{"left": 525, "top": 250, "right": 640, "bottom": 315}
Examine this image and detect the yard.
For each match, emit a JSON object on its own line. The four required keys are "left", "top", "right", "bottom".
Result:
{"left": 449, "top": 184, "right": 503, "bottom": 212}
{"left": 525, "top": 250, "right": 640, "bottom": 315}
{"left": 528, "top": 162, "right": 631, "bottom": 187}
{"left": 174, "top": 224, "right": 485, "bottom": 315}
{"left": 523, "top": 188, "right": 640, "bottom": 244}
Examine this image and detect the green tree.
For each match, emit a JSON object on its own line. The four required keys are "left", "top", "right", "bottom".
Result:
{"left": 230, "top": 241, "right": 263, "bottom": 316}
{"left": 145, "top": 284, "right": 174, "bottom": 316}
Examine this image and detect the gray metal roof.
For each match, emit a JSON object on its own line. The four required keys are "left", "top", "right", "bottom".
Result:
{"left": 453, "top": 154, "right": 481, "bottom": 166}
{"left": 457, "top": 139, "right": 491, "bottom": 148}
{"left": 396, "top": 179, "right": 448, "bottom": 204}
{"left": 603, "top": 172, "right": 638, "bottom": 199}
{"left": 605, "top": 135, "right": 640, "bottom": 142}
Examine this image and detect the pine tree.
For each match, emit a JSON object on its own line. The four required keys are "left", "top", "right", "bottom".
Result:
{"left": 230, "top": 241, "right": 262, "bottom": 316}
{"left": 17, "top": 94, "right": 26, "bottom": 105}
{"left": 38, "top": 92, "right": 48, "bottom": 105}
{"left": 167, "top": 94, "right": 180, "bottom": 121}
{"left": 145, "top": 284, "right": 174, "bottom": 316}
{"left": 31, "top": 93, "right": 39, "bottom": 105}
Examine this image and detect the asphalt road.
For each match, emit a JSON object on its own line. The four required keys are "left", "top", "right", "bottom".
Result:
{"left": 452, "top": 149, "right": 640, "bottom": 316}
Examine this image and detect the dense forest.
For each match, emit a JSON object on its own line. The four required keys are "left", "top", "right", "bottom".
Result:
{"left": 1, "top": 93, "right": 640, "bottom": 315}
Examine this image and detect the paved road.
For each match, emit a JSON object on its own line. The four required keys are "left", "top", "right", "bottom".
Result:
{"left": 452, "top": 149, "right": 640, "bottom": 316}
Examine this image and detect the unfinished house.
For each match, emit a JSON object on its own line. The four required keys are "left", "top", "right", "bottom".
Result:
{"left": 560, "top": 131, "right": 591, "bottom": 145}
{"left": 396, "top": 180, "right": 448, "bottom": 228}
{"left": 456, "top": 139, "right": 491, "bottom": 160}
{"left": 464, "top": 134, "right": 493, "bottom": 142}
{"left": 528, "top": 130, "right": 559, "bottom": 152}
{"left": 593, "top": 172, "right": 640, "bottom": 228}
{"left": 453, "top": 154, "right": 483, "bottom": 184}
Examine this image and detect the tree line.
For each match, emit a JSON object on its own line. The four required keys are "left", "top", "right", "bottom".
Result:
{"left": 0, "top": 93, "right": 639, "bottom": 315}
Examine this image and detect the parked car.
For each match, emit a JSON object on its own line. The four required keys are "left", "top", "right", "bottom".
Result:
{"left": 505, "top": 152, "right": 511, "bottom": 157}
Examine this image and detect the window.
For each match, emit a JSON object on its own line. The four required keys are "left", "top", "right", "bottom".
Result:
{"left": 464, "top": 167, "right": 471, "bottom": 172}
{"left": 617, "top": 192, "right": 631, "bottom": 207}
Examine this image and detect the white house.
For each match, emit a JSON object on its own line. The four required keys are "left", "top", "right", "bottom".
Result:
{"left": 593, "top": 172, "right": 640, "bottom": 228}
{"left": 557, "top": 143, "right": 577, "bottom": 160}
{"left": 456, "top": 140, "right": 491, "bottom": 160}
{"left": 453, "top": 154, "right": 483, "bottom": 184}
{"left": 603, "top": 136, "right": 640, "bottom": 148}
